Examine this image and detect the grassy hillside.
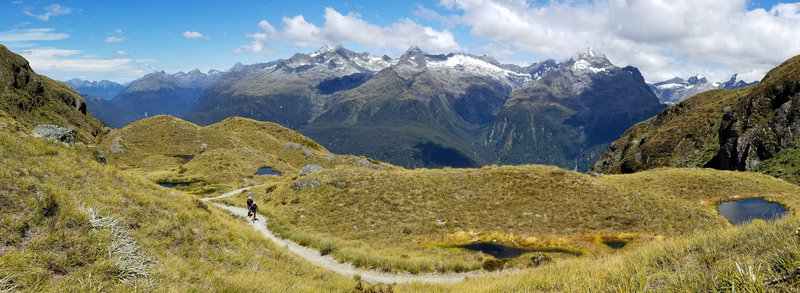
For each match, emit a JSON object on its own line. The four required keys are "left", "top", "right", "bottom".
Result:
{"left": 0, "top": 117, "right": 357, "bottom": 292}
{"left": 98, "top": 115, "right": 398, "bottom": 194}
{"left": 221, "top": 164, "right": 800, "bottom": 274}
{"left": 593, "top": 88, "right": 746, "bottom": 174}
{"left": 593, "top": 53, "right": 800, "bottom": 180}
{"left": 0, "top": 44, "right": 104, "bottom": 142}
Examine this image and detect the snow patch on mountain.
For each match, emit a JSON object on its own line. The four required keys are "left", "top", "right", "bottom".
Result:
{"left": 427, "top": 53, "right": 532, "bottom": 87}
{"left": 572, "top": 59, "right": 609, "bottom": 74}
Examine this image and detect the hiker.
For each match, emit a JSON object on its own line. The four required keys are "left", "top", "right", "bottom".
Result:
{"left": 250, "top": 201, "right": 258, "bottom": 221}
{"left": 246, "top": 196, "right": 253, "bottom": 217}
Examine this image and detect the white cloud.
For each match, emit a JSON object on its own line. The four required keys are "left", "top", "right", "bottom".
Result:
{"left": 236, "top": 7, "right": 459, "bottom": 55}
{"left": 0, "top": 28, "right": 68, "bottom": 42}
{"left": 182, "top": 31, "right": 210, "bottom": 40}
{"left": 23, "top": 4, "right": 72, "bottom": 21}
{"left": 116, "top": 50, "right": 128, "bottom": 56}
{"left": 104, "top": 36, "right": 126, "bottom": 43}
{"left": 104, "top": 29, "right": 126, "bottom": 43}
{"left": 438, "top": 0, "right": 800, "bottom": 82}
{"left": 15, "top": 48, "right": 151, "bottom": 82}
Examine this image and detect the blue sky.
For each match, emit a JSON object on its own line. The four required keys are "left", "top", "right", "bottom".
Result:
{"left": 1, "top": 0, "right": 798, "bottom": 83}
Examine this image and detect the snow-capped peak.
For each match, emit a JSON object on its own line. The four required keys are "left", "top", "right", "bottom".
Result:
{"left": 687, "top": 74, "right": 708, "bottom": 85}
{"left": 310, "top": 45, "right": 338, "bottom": 58}
{"left": 571, "top": 50, "right": 614, "bottom": 74}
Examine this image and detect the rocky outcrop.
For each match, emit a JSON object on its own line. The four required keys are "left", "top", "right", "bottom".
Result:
{"left": 711, "top": 76, "right": 800, "bottom": 171}
{"left": 292, "top": 178, "right": 321, "bottom": 191}
{"left": 32, "top": 124, "right": 76, "bottom": 143}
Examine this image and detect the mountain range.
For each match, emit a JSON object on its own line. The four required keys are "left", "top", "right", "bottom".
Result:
{"left": 64, "top": 78, "right": 126, "bottom": 100}
{"left": 649, "top": 74, "right": 757, "bottom": 105}
{"left": 172, "top": 46, "right": 660, "bottom": 170}
{"left": 81, "top": 69, "right": 222, "bottom": 128}
{"left": 84, "top": 46, "right": 777, "bottom": 170}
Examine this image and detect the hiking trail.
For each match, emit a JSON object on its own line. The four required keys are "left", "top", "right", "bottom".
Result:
{"left": 202, "top": 186, "right": 518, "bottom": 284}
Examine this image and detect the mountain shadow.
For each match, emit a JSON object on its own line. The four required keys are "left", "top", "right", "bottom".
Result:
{"left": 412, "top": 142, "right": 477, "bottom": 168}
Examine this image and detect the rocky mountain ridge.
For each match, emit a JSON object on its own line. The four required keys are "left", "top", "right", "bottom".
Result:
{"left": 650, "top": 74, "right": 758, "bottom": 105}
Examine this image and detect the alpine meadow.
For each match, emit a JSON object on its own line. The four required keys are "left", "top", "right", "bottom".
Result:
{"left": 3, "top": 0, "right": 800, "bottom": 292}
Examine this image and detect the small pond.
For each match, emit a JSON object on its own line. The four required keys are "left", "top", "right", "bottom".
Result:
{"left": 717, "top": 198, "right": 788, "bottom": 225}
{"left": 457, "top": 243, "right": 580, "bottom": 259}
{"left": 158, "top": 182, "right": 189, "bottom": 188}
{"left": 256, "top": 167, "right": 281, "bottom": 176}
{"left": 602, "top": 240, "right": 628, "bottom": 249}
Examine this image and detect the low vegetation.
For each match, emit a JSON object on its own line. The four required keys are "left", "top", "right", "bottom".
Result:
{"left": 407, "top": 215, "right": 800, "bottom": 292}
{"left": 224, "top": 164, "right": 800, "bottom": 274}
{"left": 0, "top": 119, "right": 357, "bottom": 291}
{"left": 97, "top": 115, "right": 398, "bottom": 194}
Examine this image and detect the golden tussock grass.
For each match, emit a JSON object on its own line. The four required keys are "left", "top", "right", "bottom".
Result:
{"left": 226, "top": 164, "right": 800, "bottom": 274}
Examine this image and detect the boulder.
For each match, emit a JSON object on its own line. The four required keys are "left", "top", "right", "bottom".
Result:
{"left": 302, "top": 150, "right": 313, "bottom": 157}
{"left": 300, "top": 164, "right": 323, "bottom": 175}
{"left": 110, "top": 136, "right": 124, "bottom": 154}
{"left": 354, "top": 158, "right": 387, "bottom": 170}
{"left": 284, "top": 143, "right": 303, "bottom": 150}
{"left": 292, "top": 178, "right": 321, "bottom": 191}
{"left": 98, "top": 150, "right": 106, "bottom": 164}
{"left": 32, "top": 124, "right": 76, "bottom": 143}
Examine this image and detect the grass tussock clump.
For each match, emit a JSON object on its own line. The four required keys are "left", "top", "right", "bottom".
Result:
{"left": 407, "top": 215, "right": 800, "bottom": 292}
{"left": 0, "top": 126, "right": 357, "bottom": 291}
{"left": 228, "top": 164, "right": 800, "bottom": 274}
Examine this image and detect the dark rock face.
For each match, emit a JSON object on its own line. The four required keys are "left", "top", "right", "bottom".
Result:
{"left": 316, "top": 73, "right": 373, "bottom": 95}
{"left": 452, "top": 82, "right": 511, "bottom": 125}
{"left": 709, "top": 81, "right": 800, "bottom": 171}
{"left": 32, "top": 124, "right": 76, "bottom": 143}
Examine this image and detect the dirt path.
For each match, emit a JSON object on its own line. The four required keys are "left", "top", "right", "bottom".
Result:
{"left": 203, "top": 187, "right": 516, "bottom": 284}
